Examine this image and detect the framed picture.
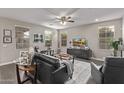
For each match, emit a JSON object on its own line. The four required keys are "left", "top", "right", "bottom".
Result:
{"left": 3, "top": 36, "right": 12, "bottom": 43}
{"left": 34, "top": 34, "right": 44, "bottom": 42}
{"left": 3, "top": 29, "right": 12, "bottom": 36}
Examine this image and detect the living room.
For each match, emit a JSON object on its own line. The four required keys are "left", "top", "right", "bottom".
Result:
{"left": 0, "top": 8, "right": 124, "bottom": 84}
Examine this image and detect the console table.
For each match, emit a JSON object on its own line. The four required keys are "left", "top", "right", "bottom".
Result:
{"left": 67, "top": 48, "right": 92, "bottom": 59}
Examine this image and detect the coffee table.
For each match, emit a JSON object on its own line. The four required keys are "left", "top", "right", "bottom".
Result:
{"left": 55, "top": 53, "right": 74, "bottom": 60}
{"left": 54, "top": 53, "right": 75, "bottom": 79}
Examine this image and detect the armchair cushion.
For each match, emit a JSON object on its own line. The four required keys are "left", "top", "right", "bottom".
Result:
{"left": 42, "top": 54, "right": 60, "bottom": 68}
{"left": 33, "top": 53, "right": 70, "bottom": 84}
{"left": 105, "top": 57, "right": 124, "bottom": 67}
{"left": 103, "top": 57, "right": 124, "bottom": 84}
{"left": 33, "top": 53, "right": 60, "bottom": 68}
{"left": 91, "top": 57, "right": 124, "bottom": 84}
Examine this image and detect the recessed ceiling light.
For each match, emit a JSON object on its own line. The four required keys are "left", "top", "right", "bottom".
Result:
{"left": 95, "top": 19, "right": 99, "bottom": 21}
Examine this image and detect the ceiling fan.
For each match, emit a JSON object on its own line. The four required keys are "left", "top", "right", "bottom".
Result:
{"left": 55, "top": 16, "right": 75, "bottom": 25}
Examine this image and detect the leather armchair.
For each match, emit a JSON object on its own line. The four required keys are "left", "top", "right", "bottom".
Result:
{"left": 32, "top": 53, "right": 70, "bottom": 84}
{"left": 91, "top": 57, "right": 124, "bottom": 84}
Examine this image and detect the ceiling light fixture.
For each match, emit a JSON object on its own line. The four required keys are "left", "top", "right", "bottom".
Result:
{"left": 55, "top": 16, "right": 74, "bottom": 25}
{"left": 60, "top": 21, "right": 67, "bottom": 25}
{"left": 95, "top": 19, "right": 99, "bottom": 21}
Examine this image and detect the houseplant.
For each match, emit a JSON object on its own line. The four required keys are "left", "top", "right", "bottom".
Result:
{"left": 110, "top": 40, "right": 120, "bottom": 56}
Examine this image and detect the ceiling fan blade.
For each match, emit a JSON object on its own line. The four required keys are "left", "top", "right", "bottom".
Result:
{"left": 49, "top": 20, "right": 61, "bottom": 24}
{"left": 67, "top": 20, "right": 75, "bottom": 22}
{"left": 55, "top": 17, "right": 61, "bottom": 20}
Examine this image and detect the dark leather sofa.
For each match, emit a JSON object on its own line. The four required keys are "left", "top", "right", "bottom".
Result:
{"left": 32, "top": 53, "right": 70, "bottom": 84}
{"left": 91, "top": 57, "right": 124, "bottom": 84}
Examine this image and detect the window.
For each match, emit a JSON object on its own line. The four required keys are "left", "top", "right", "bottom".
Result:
{"left": 45, "top": 31, "right": 52, "bottom": 47}
{"left": 15, "top": 26, "right": 30, "bottom": 49}
{"left": 99, "top": 26, "right": 114, "bottom": 49}
{"left": 61, "top": 32, "right": 67, "bottom": 47}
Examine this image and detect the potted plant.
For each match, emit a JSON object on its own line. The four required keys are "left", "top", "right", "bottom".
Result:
{"left": 110, "top": 40, "right": 120, "bottom": 56}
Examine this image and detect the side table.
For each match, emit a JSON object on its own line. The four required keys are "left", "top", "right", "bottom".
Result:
{"left": 16, "top": 63, "right": 37, "bottom": 84}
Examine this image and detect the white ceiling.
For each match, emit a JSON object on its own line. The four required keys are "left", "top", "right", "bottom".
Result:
{"left": 0, "top": 8, "right": 124, "bottom": 29}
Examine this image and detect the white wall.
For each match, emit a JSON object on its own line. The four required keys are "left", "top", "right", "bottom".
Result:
{"left": 30, "top": 26, "right": 57, "bottom": 50}
{"left": 0, "top": 17, "right": 122, "bottom": 63}
{"left": 60, "top": 19, "right": 122, "bottom": 58}
{"left": 0, "top": 17, "right": 58, "bottom": 64}
{"left": 122, "top": 17, "right": 124, "bottom": 56}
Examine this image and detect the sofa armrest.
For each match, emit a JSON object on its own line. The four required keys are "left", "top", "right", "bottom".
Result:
{"left": 52, "top": 65, "right": 69, "bottom": 84}
{"left": 91, "top": 62, "right": 103, "bottom": 84}
{"left": 52, "top": 65, "right": 66, "bottom": 74}
{"left": 91, "top": 57, "right": 104, "bottom": 65}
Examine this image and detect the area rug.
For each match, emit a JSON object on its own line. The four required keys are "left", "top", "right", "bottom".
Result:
{"left": 65, "top": 59, "right": 95, "bottom": 84}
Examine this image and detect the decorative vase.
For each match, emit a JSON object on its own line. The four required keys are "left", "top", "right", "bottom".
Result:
{"left": 113, "top": 49, "right": 117, "bottom": 56}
